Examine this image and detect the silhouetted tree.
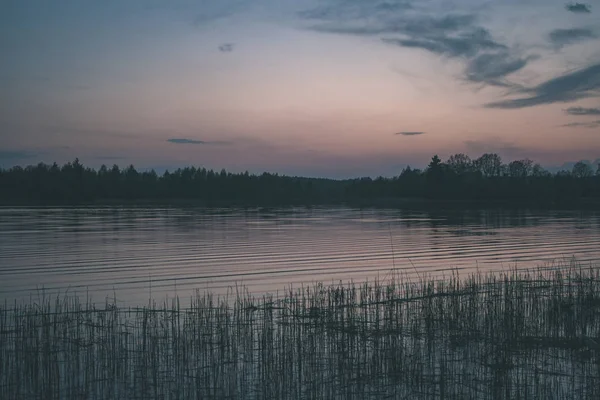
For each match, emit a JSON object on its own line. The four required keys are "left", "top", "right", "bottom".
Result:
{"left": 572, "top": 161, "right": 593, "bottom": 178}
{"left": 446, "top": 153, "right": 472, "bottom": 175}
{"left": 532, "top": 163, "right": 551, "bottom": 177}
{"left": 508, "top": 159, "right": 533, "bottom": 178}
{"left": 426, "top": 155, "right": 443, "bottom": 178}
{"left": 1, "top": 155, "right": 599, "bottom": 206}
{"left": 475, "top": 153, "right": 503, "bottom": 177}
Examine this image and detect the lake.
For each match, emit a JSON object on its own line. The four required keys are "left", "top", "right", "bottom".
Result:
{"left": 1, "top": 206, "right": 599, "bottom": 306}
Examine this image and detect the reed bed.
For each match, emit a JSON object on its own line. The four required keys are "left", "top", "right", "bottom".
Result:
{"left": 2, "top": 264, "right": 600, "bottom": 399}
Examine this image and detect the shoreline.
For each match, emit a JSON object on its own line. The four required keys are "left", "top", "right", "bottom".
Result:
{"left": 2, "top": 196, "right": 600, "bottom": 209}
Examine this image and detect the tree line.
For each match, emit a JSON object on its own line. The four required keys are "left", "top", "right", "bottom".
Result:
{"left": 347, "top": 154, "right": 600, "bottom": 205}
{"left": 1, "top": 153, "right": 599, "bottom": 206}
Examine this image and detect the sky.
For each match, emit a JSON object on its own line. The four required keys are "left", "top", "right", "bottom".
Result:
{"left": 1, "top": 0, "right": 600, "bottom": 178}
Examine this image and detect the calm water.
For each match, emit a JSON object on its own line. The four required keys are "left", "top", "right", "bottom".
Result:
{"left": 1, "top": 207, "right": 600, "bottom": 306}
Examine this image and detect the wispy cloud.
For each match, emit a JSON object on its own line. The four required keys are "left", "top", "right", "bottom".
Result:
{"left": 168, "top": 138, "right": 205, "bottom": 144}
{"left": 298, "top": 1, "right": 414, "bottom": 22}
{"left": 300, "top": 5, "right": 529, "bottom": 87}
{"left": 381, "top": 27, "right": 505, "bottom": 58}
{"left": 565, "top": 107, "right": 600, "bottom": 115}
{"left": 167, "top": 138, "right": 232, "bottom": 145}
{"left": 548, "top": 28, "right": 596, "bottom": 48}
{"left": 218, "top": 43, "right": 235, "bottom": 52}
{"left": 484, "top": 63, "right": 600, "bottom": 108}
{"left": 565, "top": 3, "right": 592, "bottom": 13}
{"left": 560, "top": 120, "right": 600, "bottom": 128}
{"left": 395, "top": 131, "right": 425, "bottom": 136}
{"left": 305, "top": 12, "right": 478, "bottom": 39}
{"left": 467, "top": 53, "right": 533, "bottom": 87}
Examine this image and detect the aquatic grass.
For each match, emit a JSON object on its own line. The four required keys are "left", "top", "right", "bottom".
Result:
{"left": 2, "top": 262, "right": 600, "bottom": 399}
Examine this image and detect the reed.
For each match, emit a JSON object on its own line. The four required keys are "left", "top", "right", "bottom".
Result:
{"left": 2, "top": 262, "right": 600, "bottom": 399}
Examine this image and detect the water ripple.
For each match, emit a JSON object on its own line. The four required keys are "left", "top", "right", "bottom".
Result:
{"left": 1, "top": 207, "right": 599, "bottom": 305}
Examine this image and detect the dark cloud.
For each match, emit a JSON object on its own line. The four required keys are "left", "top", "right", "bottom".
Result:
{"left": 465, "top": 52, "right": 530, "bottom": 86}
{"left": 386, "top": 26, "right": 528, "bottom": 86}
{"left": 299, "top": 1, "right": 413, "bottom": 22}
{"left": 167, "top": 138, "right": 231, "bottom": 145}
{"left": 560, "top": 120, "right": 600, "bottom": 128}
{"left": 382, "top": 28, "right": 505, "bottom": 58}
{"left": 167, "top": 138, "right": 206, "bottom": 144}
{"left": 384, "top": 25, "right": 529, "bottom": 85}
{"left": 395, "top": 131, "right": 425, "bottom": 136}
{"left": 218, "top": 43, "right": 235, "bottom": 52}
{"left": 307, "top": 14, "right": 478, "bottom": 37}
{"left": 565, "top": 107, "right": 600, "bottom": 115}
{"left": 401, "top": 15, "right": 478, "bottom": 36}
{"left": 549, "top": 28, "right": 596, "bottom": 48}
{"left": 565, "top": 3, "right": 592, "bottom": 13}
{"left": 485, "top": 63, "right": 600, "bottom": 109}
{"left": 301, "top": 5, "right": 529, "bottom": 87}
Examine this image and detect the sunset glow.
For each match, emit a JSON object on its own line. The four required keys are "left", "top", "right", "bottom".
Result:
{"left": 2, "top": 0, "right": 600, "bottom": 177}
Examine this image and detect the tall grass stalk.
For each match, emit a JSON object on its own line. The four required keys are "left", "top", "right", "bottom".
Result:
{"left": 2, "top": 263, "right": 600, "bottom": 399}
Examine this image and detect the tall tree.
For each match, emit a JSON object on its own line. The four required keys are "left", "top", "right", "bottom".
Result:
{"left": 572, "top": 161, "right": 594, "bottom": 178}
{"left": 426, "top": 155, "right": 444, "bottom": 189}
{"left": 508, "top": 159, "right": 533, "bottom": 178}
{"left": 475, "top": 153, "right": 503, "bottom": 177}
{"left": 446, "top": 153, "right": 472, "bottom": 175}
{"left": 532, "top": 163, "right": 550, "bottom": 177}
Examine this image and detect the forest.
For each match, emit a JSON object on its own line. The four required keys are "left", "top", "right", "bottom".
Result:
{"left": 1, "top": 153, "right": 599, "bottom": 206}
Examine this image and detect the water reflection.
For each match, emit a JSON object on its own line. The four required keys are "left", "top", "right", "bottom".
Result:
{"left": 1, "top": 206, "right": 599, "bottom": 306}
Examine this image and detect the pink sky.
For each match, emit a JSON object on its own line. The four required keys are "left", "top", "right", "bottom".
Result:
{"left": 1, "top": 0, "right": 600, "bottom": 177}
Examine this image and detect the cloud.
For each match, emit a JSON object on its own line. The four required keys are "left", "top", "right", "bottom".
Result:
{"left": 218, "top": 43, "right": 235, "bottom": 52}
{"left": 484, "top": 63, "right": 600, "bottom": 109}
{"left": 564, "top": 107, "right": 600, "bottom": 115}
{"left": 382, "top": 27, "right": 505, "bottom": 58}
{"left": 301, "top": 6, "right": 529, "bottom": 87}
{"left": 395, "top": 14, "right": 479, "bottom": 36}
{"left": 565, "top": 3, "right": 592, "bottom": 13}
{"left": 298, "top": 1, "right": 414, "bottom": 22}
{"left": 167, "top": 138, "right": 206, "bottom": 144}
{"left": 383, "top": 25, "right": 530, "bottom": 85}
{"left": 395, "top": 131, "right": 425, "bottom": 136}
{"left": 465, "top": 52, "right": 531, "bottom": 86}
{"left": 167, "top": 138, "right": 232, "bottom": 145}
{"left": 560, "top": 120, "right": 600, "bottom": 128}
{"left": 306, "top": 13, "right": 478, "bottom": 37}
{"left": 548, "top": 28, "right": 596, "bottom": 48}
